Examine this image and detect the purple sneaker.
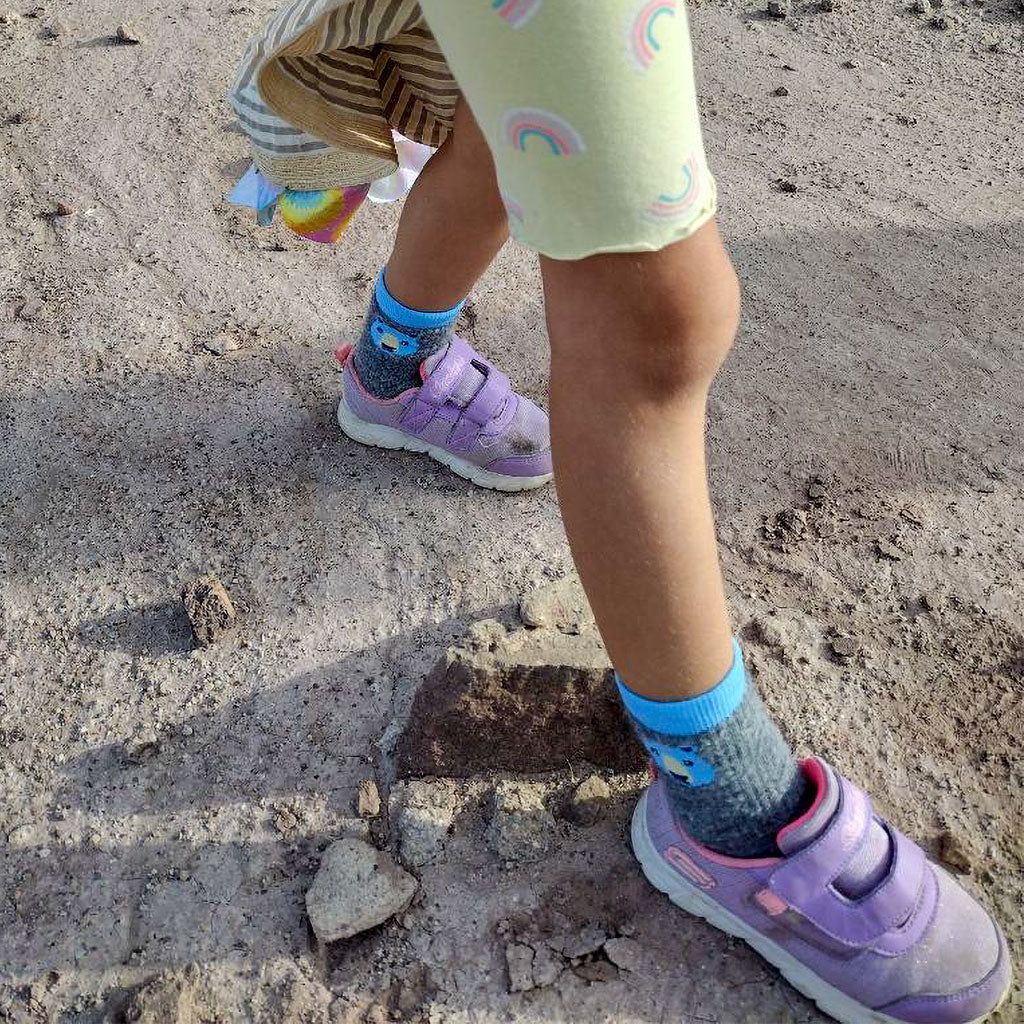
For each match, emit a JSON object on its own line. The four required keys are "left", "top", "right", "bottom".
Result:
{"left": 632, "top": 758, "right": 1011, "bottom": 1024}
{"left": 335, "top": 336, "right": 553, "bottom": 492}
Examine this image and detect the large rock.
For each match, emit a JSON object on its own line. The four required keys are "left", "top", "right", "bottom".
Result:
{"left": 395, "top": 627, "right": 643, "bottom": 778}
{"left": 305, "top": 839, "right": 417, "bottom": 943}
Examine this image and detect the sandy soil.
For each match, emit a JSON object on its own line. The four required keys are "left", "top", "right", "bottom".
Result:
{"left": 1, "top": 0, "right": 1023, "bottom": 1020}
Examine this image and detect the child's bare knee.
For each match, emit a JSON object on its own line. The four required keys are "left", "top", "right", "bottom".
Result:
{"left": 545, "top": 238, "right": 741, "bottom": 399}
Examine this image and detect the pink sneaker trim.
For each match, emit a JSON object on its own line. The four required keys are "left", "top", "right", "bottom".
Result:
{"left": 343, "top": 349, "right": 420, "bottom": 404}
{"left": 675, "top": 815, "right": 781, "bottom": 869}
{"left": 776, "top": 757, "right": 829, "bottom": 846}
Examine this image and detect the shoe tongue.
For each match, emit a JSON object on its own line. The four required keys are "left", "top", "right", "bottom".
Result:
{"left": 777, "top": 758, "right": 893, "bottom": 898}
{"left": 421, "top": 342, "right": 485, "bottom": 407}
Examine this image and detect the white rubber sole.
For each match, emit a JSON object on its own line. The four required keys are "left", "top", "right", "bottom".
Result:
{"left": 336, "top": 391, "right": 552, "bottom": 493}
{"left": 630, "top": 792, "right": 1002, "bottom": 1024}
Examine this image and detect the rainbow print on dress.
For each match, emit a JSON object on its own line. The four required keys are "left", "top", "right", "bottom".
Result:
{"left": 491, "top": 0, "right": 543, "bottom": 28}
{"left": 627, "top": 0, "right": 677, "bottom": 71}
{"left": 645, "top": 154, "right": 701, "bottom": 222}
{"left": 503, "top": 108, "right": 585, "bottom": 156}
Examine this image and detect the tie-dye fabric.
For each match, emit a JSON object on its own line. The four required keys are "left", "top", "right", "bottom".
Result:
{"left": 231, "top": 0, "right": 716, "bottom": 259}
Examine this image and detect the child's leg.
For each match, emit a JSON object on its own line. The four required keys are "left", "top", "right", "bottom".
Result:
{"left": 542, "top": 225, "right": 738, "bottom": 696}
{"left": 338, "top": 96, "right": 553, "bottom": 492}
{"left": 385, "top": 97, "right": 509, "bottom": 311}
{"left": 395, "top": 3, "right": 1010, "bottom": 1017}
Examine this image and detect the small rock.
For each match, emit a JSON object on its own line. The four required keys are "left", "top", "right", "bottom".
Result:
{"left": 531, "top": 943, "right": 563, "bottom": 988}
{"left": 930, "top": 13, "right": 950, "bottom": 26}
{"left": 357, "top": 778, "right": 381, "bottom": 818}
{"left": 487, "top": 781, "right": 557, "bottom": 862}
{"left": 274, "top": 807, "right": 299, "bottom": 833}
{"left": 505, "top": 943, "right": 535, "bottom": 993}
{"left": 776, "top": 178, "right": 799, "bottom": 194}
{"left": 567, "top": 775, "right": 611, "bottom": 827}
{"left": 39, "top": 19, "right": 62, "bottom": 38}
{"left": 767, "top": 0, "right": 788, "bottom": 16}
{"left": 203, "top": 333, "right": 239, "bottom": 356}
{"left": 875, "top": 537, "right": 903, "bottom": 562}
{"left": 938, "top": 831, "right": 974, "bottom": 874}
{"left": 807, "top": 481, "right": 828, "bottom": 501}
{"left": 122, "top": 973, "right": 196, "bottom": 1023}
{"left": 463, "top": 617, "right": 505, "bottom": 651}
{"left": 15, "top": 294, "right": 44, "bottom": 320}
{"left": 820, "top": 0, "right": 837, "bottom": 10}
{"left": 828, "top": 635, "right": 860, "bottom": 661}
{"left": 7, "top": 824, "right": 35, "bottom": 846}
{"left": 912, "top": 0, "right": 933, "bottom": 12}
{"left": 123, "top": 726, "right": 160, "bottom": 762}
{"left": 54, "top": 201, "right": 75, "bottom": 217}
{"left": 573, "top": 961, "right": 618, "bottom": 984}
{"left": 603, "top": 937, "right": 644, "bottom": 972}
{"left": 306, "top": 838, "right": 417, "bottom": 943}
{"left": 772, "top": 85, "right": 790, "bottom": 97}
{"left": 841, "top": 58, "right": 861, "bottom": 69}
{"left": 392, "top": 779, "right": 458, "bottom": 868}
{"left": 550, "top": 924, "right": 608, "bottom": 959}
{"left": 114, "top": 21, "right": 143, "bottom": 44}
{"left": 519, "top": 576, "right": 590, "bottom": 634}
{"left": 181, "top": 574, "right": 236, "bottom": 647}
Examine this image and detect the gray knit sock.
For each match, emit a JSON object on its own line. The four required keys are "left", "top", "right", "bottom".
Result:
{"left": 617, "top": 640, "right": 808, "bottom": 858}
{"left": 352, "top": 270, "right": 463, "bottom": 399}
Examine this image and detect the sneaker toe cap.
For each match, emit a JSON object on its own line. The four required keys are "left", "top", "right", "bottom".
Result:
{"left": 875, "top": 866, "right": 1011, "bottom": 1023}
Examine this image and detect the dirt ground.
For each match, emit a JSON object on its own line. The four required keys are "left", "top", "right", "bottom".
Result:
{"left": 1, "top": 0, "right": 1023, "bottom": 1021}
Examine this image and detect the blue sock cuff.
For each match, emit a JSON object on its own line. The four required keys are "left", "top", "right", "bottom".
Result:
{"left": 615, "top": 639, "right": 747, "bottom": 735}
{"left": 376, "top": 271, "right": 464, "bottom": 329}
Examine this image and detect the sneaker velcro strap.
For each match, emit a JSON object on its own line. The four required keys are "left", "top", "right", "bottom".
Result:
{"left": 402, "top": 337, "right": 473, "bottom": 432}
{"left": 769, "top": 778, "right": 931, "bottom": 949}
{"left": 463, "top": 367, "right": 511, "bottom": 426}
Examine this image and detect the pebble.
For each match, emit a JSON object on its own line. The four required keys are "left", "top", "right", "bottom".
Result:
{"left": 530, "top": 943, "right": 563, "bottom": 988}
{"left": 777, "top": 178, "right": 800, "bottom": 194}
{"left": 392, "top": 779, "right": 457, "bottom": 868}
{"left": 841, "top": 58, "right": 861, "bottom": 69}
{"left": 549, "top": 924, "right": 608, "bottom": 959}
{"left": 912, "top": 0, "right": 933, "bottom": 12}
{"left": 305, "top": 838, "right": 417, "bottom": 943}
{"left": 875, "top": 537, "right": 903, "bottom": 562}
{"left": 487, "top": 781, "right": 557, "bottom": 862}
{"left": 930, "top": 13, "right": 951, "bottom": 27}
{"left": 356, "top": 778, "right": 381, "bottom": 818}
{"left": 773, "top": 85, "right": 790, "bottom": 97}
{"left": 603, "top": 937, "right": 644, "bottom": 972}
{"left": 114, "top": 21, "right": 143, "bottom": 44}
{"left": 123, "top": 726, "right": 160, "bottom": 762}
{"left": 767, "top": 0, "right": 788, "bottom": 16}
{"left": 203, "top": 333, "right": 239, "bottom": 356}
{"left": 505, "top": 943, "right": 535, "bottom": 993}
{"left": 181, "top": 574, "right": 236, "bottom": 647}
{"left": 938, "top": 831, "right": 974, "bottom": 874}
{"left": 829, "top": 635, "right": 860, "bottom": 661}
{"left": 567, "top": 775, "right": 611, "bottom": 827}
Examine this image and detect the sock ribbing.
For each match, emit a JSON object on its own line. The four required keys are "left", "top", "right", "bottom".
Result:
{"left": 351, "top": 271, "right": 464, "bottom": 399}
{"left": 618, "top": 643, "right": 808, "bottom": 858}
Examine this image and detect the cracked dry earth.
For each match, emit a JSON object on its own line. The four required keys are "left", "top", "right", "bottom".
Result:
{"left": 1, "top": 0, "right": 1023, "bottom": 1021}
